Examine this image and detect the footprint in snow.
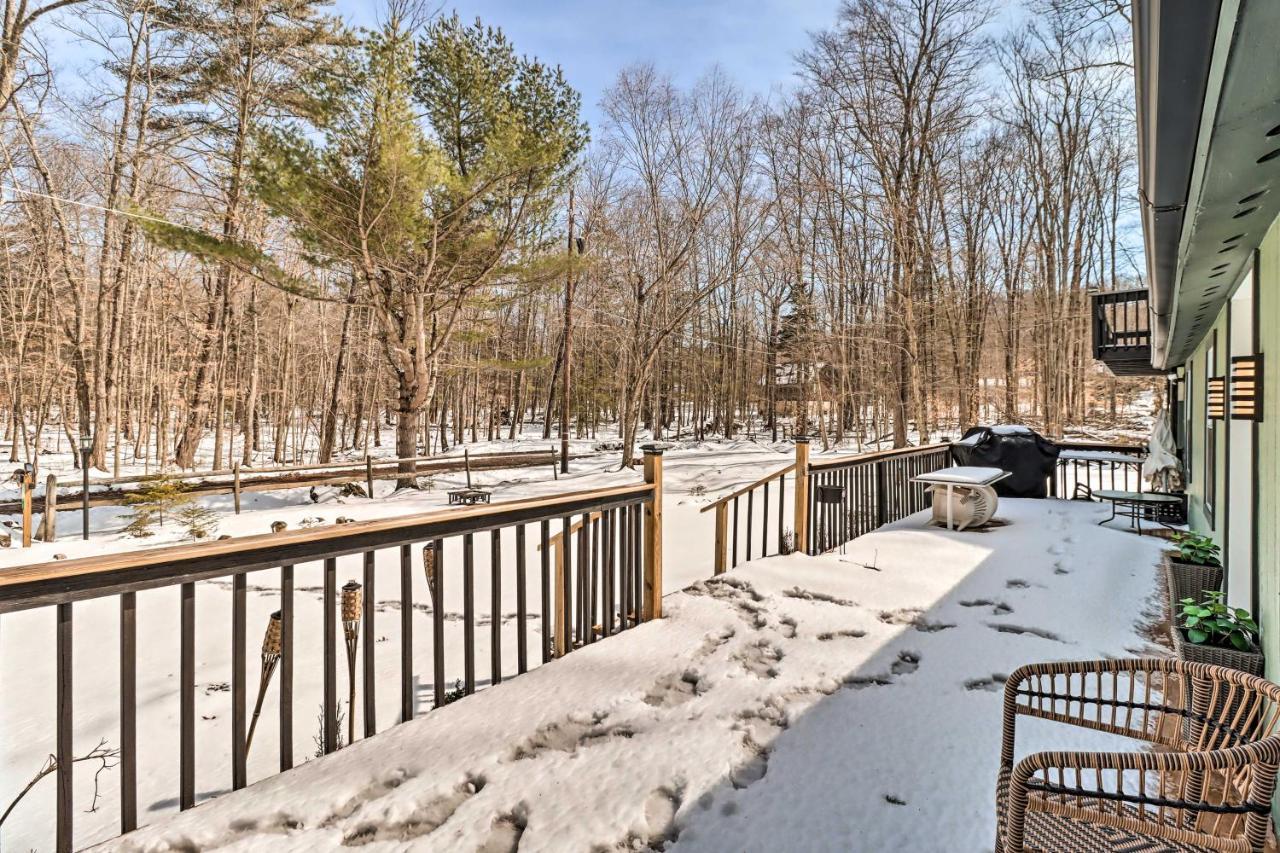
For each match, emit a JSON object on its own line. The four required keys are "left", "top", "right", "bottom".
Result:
{"left": 475, "top": 807, "right": 528, "bottom": 853}
{"left": 960, "top": 599, "right": 1014, "bottom": 615}
{"left": 987, "top": 623, "right": 1062, "bottom": 642}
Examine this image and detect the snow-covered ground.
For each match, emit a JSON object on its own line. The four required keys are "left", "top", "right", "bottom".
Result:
{"left": 93, "top": 498, "right": 1167, "bottom": 852}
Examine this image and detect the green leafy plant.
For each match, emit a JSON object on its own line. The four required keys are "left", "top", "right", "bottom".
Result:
{"left": 1178, "top": 591, "right": 1259, "bottom": 651}
{"left": 1171, "top": 531, "right": 1221, "bottom": 567}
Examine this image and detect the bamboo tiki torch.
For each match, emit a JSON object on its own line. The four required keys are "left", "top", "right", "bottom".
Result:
{"left": 245, "top": 611, "right": 282, "bottom": 758}
{"left": 341, "top": 581, "right": 363, "bottom": 747}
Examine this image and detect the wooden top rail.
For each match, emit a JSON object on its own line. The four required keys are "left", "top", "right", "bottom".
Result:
{"left": 699, "top": 463, "right": 795, "bottom": 514}
{"left": 73, "top": 449, "right": 558, "bottom": 488}
{"left": 1054, "top": 439, "right": 1146, "bottom": 455}
{"left": 806, "top": 442, "right": 952, "bottom": 471}
{"left": 0, "top": 481, "right": 654, "bottom": 614}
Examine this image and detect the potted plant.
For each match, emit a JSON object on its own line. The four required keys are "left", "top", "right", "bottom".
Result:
{"left": 1172, "top": 590, "right": 1263, "bottom": 676}
{"left": 1165, "top": 531, "right": 1223, "bottom": 612}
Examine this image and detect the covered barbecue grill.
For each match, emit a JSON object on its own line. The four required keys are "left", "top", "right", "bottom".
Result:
{"left": 949, "top": 425, "right": 1060, "bottom": 499}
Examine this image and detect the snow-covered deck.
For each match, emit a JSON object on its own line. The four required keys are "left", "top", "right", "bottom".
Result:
{"left": 106, "top": 498, "right": 1168, "bottom": 852}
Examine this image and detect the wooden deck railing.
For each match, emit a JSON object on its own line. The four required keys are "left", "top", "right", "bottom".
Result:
{"left": 1050, "top": 440, "right": 1148, "bottom": 497}
{"left": 701, "top": 435, "right": 1149, "bottom": 567}
{"left": 701, "top": 440, "right": 954, "bottom": 567}
{"left": 0, "top": 447, "right": 664, "bottom": 852}
{"left": 804, "top": 443, "right": 953, "bottom": 555}
{"left": 699, "top": 462, "right": 796, "bottom": 574}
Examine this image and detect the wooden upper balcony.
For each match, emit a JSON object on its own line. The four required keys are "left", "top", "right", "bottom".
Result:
{"left": 1091, "top": 288, "right": 1163, "bottom": 377}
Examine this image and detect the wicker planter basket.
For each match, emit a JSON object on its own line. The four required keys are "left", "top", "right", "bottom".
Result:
{"left": 1164, "top": 555, "right": 1223, "bottom": 615}
{"left": 1171, "top": 629, "right": 1264, "bottom": 742}
{"left": 1172, "top": 627, "right": 1264, "bottom": 676}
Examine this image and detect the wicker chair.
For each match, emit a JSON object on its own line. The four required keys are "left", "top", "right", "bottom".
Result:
{"left": 996, "top": 659, "right": 1280, "bottom": 852}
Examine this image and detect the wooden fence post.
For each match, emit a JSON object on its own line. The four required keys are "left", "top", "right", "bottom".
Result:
{"left": 642, "top": 445, "right": 664, "bottom": 620}
{"left": 20, "top": 466, "right": 33, "bottom": 548}
{"left": 793, "top": 437, "right": 810, "bottom": 555}
{"left": 36, "top": 474, "right": 57, "bottom": 541}
{"left": 365, "top": 455, "right": 374, "bottom": 498}
{"left": 232, "top": 463, "right": 242, "bottom": 514}
{"left": 713, "top": 503, "right": 728, "bottom": 575}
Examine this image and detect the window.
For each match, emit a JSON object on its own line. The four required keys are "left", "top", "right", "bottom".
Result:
{"left": 1204, "top": 332, "right": 1217, "bottom": 526}
{"left": 1185, "top": 363, "right": 1193, "bottom": 485}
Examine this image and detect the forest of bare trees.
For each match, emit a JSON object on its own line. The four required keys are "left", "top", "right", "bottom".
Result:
{"left": 0, "top": 0, "right": 1152, "bottom": 477}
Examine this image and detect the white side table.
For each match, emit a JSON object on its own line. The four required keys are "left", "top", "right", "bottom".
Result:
{"left": 912, "top": 467, "right": 1012, "bottom": 531}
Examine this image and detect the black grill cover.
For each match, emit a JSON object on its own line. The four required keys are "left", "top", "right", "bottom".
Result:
{"left": 949, "top": 426, "right": 1060, "bottom": 498}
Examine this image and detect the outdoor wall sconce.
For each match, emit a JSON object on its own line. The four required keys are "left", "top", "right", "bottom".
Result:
{"left": 1230, "top": 355, "right": 1263, "bottom": 421}
{"left": 1207, "top": 376, "right": 1227, "bottom": 420}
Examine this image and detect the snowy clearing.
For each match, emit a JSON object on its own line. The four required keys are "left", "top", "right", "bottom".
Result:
{"left": 101, "top": 498, "right": 1168, "bottom": 852}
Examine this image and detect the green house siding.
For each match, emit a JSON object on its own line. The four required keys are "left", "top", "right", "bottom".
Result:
{"left": 1179, "top": 211, "right": 1280, "bottom": 685}
{"left": 1257, "top": 214, "right": 1280, "bottom": 684}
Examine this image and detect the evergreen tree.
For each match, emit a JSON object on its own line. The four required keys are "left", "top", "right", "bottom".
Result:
{"left": 123, "top": 476, "right": 192, "bottom": 537}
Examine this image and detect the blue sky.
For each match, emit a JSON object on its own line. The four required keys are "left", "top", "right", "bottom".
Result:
{"left": 334, "top": 0, "right": 842, "bottom": 125}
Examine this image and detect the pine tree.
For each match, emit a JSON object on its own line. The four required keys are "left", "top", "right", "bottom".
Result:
{"left": 123, "top": 476, "right": 192, "bottom": 537}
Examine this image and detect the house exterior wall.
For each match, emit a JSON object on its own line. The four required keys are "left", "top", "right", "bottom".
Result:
{"left": 1256, "top": 214, "right": 1280, "bottom": 681}
{"left": 1178, "top": 211, "right": 1280, "bottom": 683}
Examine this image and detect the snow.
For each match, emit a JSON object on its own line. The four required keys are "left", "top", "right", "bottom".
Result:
{"left": 912, "top": 466, "right": 1006, "bottom": 484}
{"left": 95, "top": 498, "right": 1169, "bottom": 852}
{"left": 1059, "top": 449, "right": 1143, "bottom": 463}
{"left": 987, "top": 425, "right": 1034, "bottom": 436}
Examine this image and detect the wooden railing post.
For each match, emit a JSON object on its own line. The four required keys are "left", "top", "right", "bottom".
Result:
{"left": 713, "top": 503, "right": 728, "bottom": 575}
{"left": 642, "top": 445, "right": 664, "bottom": 620}
{"left": 552, "top": 535, "right": 567, "bottom": 656}
{"left": 793, "top": 437, "right": 810, "bottom": 555}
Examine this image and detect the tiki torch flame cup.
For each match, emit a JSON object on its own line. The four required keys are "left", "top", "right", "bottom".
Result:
{"left": 341, "top": 581, "right": 363, "bottom": 623}
{"left": 262, "top": 611, "right": 283, "bottom": 657}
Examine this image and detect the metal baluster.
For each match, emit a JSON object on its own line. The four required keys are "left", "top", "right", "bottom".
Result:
{"left": 56, "top": 602, "right": 73, "bottom": 851}
{"left": 539, "top": 522, "right": 551, "bottom": 664}
{"left": 590, "top": 515, "right": 600, "bottom": 642}
{"left": 746, "top": 490, "right": 754, "bottom": 562}
{"left": 463, "top": 533, "right": 475, "bottom": 694}
{"left": 120, "top": 592, "right": 137, "bottom": 832}
{"left": 561, "top": 516, "right": 573, "bottom": 651}
{"left": 762, "top": 480, "right": 770, "bottom": 557}
{"left": 180, "top": 582, "right": 196, "bottom": 804}
{"left": 363, "top": 551, "right": 376, "bottom": 737}
{"left": 400, "top": 545, "right": 413, "bottom": 723}
{"left": 621, "top": 507, "right": 632, "bottom": 628}
{"left": 491, "top": 529, "right": 502, "bottom": 685}
{"left": 323, "top": 559, "right": 337, "bottom": 754}
{"left": 232, "top": 572, "right": 247, "bottom": 789}
{"left": 778, "top": 474, "right": 786, "bottom": 553}
{"left": 732, "top": 496, "right": 739, "bottom": 568}
{"left": 602, "top": 509, "right": 614, "bottom": 637}
{"left": 431, "top": 539, "right": 445, "bottom": 708}
{"left": 516, "top": 525, "right": 528, "bottom": 674}
{"left": 280, "top": 565, "right": 294, "bottom": 771}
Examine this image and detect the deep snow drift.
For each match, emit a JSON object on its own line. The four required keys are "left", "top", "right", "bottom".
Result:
{"left": 102, "top": 498, "right": 1168, "bottom": 852}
